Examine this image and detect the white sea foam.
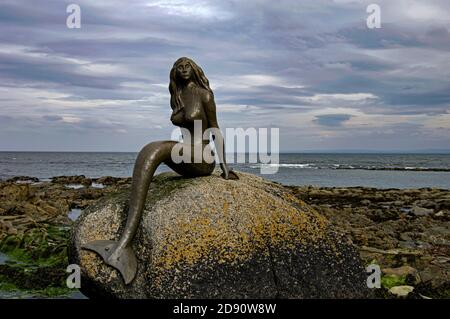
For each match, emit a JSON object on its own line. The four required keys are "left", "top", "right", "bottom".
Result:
{"left": 65, "top": 184, "right": 84, "bottom": 189}
{"left": 250, "top": 163, "right": 316, "bottom": 169}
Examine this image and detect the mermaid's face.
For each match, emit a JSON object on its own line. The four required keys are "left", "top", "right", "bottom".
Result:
{"left": 176, "top": 60, "right": 192, "bottom": 81}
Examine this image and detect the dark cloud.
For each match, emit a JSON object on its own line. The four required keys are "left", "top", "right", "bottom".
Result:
{"left": 338, "top": 24, "right": 450, "bottom": 51}
{"left": 38, "top": 37, "right": 188, "bottom": 59}
{"left": 384, "top": 90, "right": 450, "bottom": 107}
{"left": 0, "top": 115, "right": 13, "bottom": 124}
{"left": 314, "top": 114, "right": 352, "bottom": 127}
{"left": 0, "top": 53, "right": 128, "bottom": 90}
{"left": 42, "top": 115, "right": 62, "bottom": 121}
{"left": 338, "top": 25, "right": 421, "bottom": 49}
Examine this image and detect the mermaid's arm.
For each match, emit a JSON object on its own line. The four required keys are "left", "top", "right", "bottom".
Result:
{"left": 203, "top": 91, "right": 238, "bottom": 180}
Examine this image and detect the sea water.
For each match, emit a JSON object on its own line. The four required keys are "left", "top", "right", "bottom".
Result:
{"left": 1, "top": 152, "right": 450, "bottom": 189}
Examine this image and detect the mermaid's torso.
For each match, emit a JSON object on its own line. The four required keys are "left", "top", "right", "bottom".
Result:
{"left": 171, "top": 86, "right": 210, "bottom": 145}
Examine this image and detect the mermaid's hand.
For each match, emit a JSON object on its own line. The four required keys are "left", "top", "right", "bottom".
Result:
{"left": 170, "top": 106, "right": 184, "bottom": 125}
{"left": 220, "top": 163, "right": 239, "bottom": 180}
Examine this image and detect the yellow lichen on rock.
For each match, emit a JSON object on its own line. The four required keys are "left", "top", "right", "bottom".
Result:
{"left": 149, "top": 172, "right": 329, "bottom": 271}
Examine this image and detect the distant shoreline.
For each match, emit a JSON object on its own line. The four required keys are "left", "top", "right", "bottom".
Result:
{"left": 1, "top": 151, "right": 450, "bottom": 154}
{"left": 2, "top": 174, "right": 450, "bottom": 191}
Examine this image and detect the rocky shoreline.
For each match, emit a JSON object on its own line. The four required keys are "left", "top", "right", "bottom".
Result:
{"left": 288, "top": 185, "right": 450, "bottom": 298}
{"left": 0, "top": 175, "right": 448, "bottom": 298}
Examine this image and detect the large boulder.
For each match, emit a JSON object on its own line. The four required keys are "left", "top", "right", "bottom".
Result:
{"left": 69, "top": 171, "right": 371, "bottom": 298}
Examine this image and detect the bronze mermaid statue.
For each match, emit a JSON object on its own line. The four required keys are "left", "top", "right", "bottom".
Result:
{"left": 82, "top": 57, "right": 238, "bottom": 284}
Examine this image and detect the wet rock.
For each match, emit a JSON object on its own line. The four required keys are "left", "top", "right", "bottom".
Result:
{"left": 435, "top": 211, "right": 445, "bottom": 217}
{"left": 0, "top": 183, "right": 32, "bottom": 202}
{"left": 389, "top": 285, "right": 414, "bottom": 298}
{"left": 51, "top": 175, "right": 92, "bottom": 187}
{"left": 6, "top": 176, "right": 40, "bottom": 183}
{"left": 382, "top": 265, "right": 418, "bottom": 277}
{"left": 69, "top": 171, "right": 371, "bottom": 299}
{"left": 434, "top": 210, "right": 448, "bottom": 220}
{"left": 398, "top": 241, "right": 417, "bottom": 249}
{"left": 399, "top": 232, "right": 413, "bottom": 242}
{"left": 413, "top": 200, "right": 436, "bottom": 209}
{"left": 361, "top": 199, "right": 371, "bottom": 206}
{"left": 288, "top": 185, "right": 450, "bottom": 298}
{"left": 433, "top": 256, "right": 450, "bottom": 264}
{"left": 411, "top": 206, "right": 434, "bottom": 217}
{"left": 418, "top": 264, "right": 450, "bottom": 291}
{"left": 0, "top": 220, "right": 17, "bottom": 235}
{"left": 76, "top": 188, "right": 104, "bottom": 201}
{"left": 382, "top": 266, "right": 420, "bottom": 285}
{"left": 94, "top": 176, "right": 122, "bottom": 186}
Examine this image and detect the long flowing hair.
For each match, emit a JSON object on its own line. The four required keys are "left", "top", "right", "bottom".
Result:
{"left": 169, "top": 57, "right": 212, "bottom": 111}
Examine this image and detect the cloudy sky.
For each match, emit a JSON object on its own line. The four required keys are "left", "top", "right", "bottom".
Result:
{"left": 0, "top": 0, "right": 449, "bottom": 152}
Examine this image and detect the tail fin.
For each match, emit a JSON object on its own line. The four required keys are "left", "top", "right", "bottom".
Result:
{"left": 82, "top": 240, "right": 137, "bottom": 285}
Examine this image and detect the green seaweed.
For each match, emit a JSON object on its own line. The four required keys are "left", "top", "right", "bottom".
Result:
{"left": 35, "top": 286, "right": 74, "bottom": 297}
{"left": 0, "top": 274, "right": 76, "bottom": 298}
{"left": 0, "top": 278, "right": 18, "bottom": 291}
{"left": 0, "top": 224, "right": 70, "bottom": 297}
{"left": 381, "top": 274, "right": 407, "bottom": 289}
{"left": 0, "top": 225, "right": 67, "bottom": 264}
